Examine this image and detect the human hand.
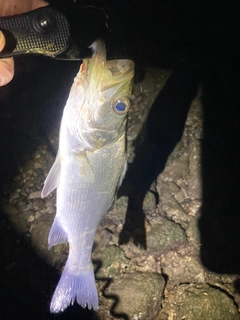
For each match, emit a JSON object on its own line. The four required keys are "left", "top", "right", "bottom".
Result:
{"left": 0, "top": 0, "right": 47, "bottom": 86}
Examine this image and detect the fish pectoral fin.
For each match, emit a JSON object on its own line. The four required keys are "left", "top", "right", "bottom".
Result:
{"left": 73, "top": 149, "right": 95, "bottom": 183}
{"left": 41, "top": 152, "right": 61, "bottom": 198}
{"left": 48, "top": 216, "right": 68, "bottom": 249}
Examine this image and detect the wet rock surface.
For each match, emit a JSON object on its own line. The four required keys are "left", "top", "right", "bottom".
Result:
{"left": 162, "top": 284, "right": 239, "bottom": 320}
{"left": 1, "top": 58, "right": 240, "bottom": 320}
{"left": 99, "top": 272, "right": 164, "bottom": 320}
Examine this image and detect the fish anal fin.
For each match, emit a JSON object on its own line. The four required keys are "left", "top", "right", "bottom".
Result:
{"left": 48, "top": 216, "right": 68, "bottom": 250}
{"left": 41, "top": 152, "right": 61, "bottom": 198}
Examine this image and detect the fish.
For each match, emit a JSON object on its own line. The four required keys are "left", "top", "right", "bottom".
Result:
{"left": 41, "top": 39, "right": 134, "bottom": 313}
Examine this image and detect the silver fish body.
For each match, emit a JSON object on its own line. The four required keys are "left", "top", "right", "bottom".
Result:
{"left": 41, "top": 40, "right": 134, "bottom": 313}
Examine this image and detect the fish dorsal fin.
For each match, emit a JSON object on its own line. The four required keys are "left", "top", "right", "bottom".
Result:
{"left": 48, "top": 216, "right": 68, "bottom": 249}
{"left": 109, "top": 160, "right": 128, "bottom": 212}
{"left": 117, "top": 160, "right": 127, "bottom": 189}
{"left": 41, "top": 152, "right": 61, "bottom": 198}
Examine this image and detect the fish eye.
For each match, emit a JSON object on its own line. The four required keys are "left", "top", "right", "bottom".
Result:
{"left": 112, "top": 97, "right": 130, "bottom": 115}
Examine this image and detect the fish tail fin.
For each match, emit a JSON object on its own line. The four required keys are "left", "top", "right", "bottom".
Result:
{"left": 50, "top": 261, "right": 98, "bottom": 313}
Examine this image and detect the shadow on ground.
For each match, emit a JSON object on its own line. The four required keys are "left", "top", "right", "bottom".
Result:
{"left": 118, "top": 65, "right": 200, "bottom": 249}
{"left": 117, "top": 0, "right": 240, "bottom": 276}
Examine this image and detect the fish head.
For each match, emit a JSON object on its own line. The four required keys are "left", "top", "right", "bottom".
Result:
{"left": 70, "top": 39, "right": 134, "bottom": 149}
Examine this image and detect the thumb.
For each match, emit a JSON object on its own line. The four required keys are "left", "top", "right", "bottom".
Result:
{"left": 0, "top": 31, "right": 14, "bottom": 86}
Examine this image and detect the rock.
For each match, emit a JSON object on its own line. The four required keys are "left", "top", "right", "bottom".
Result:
{"left": 46, "top": 205, "right": 55, "bottom": 214}
{"left": 143, "top": 190, "right": 157, "bottom": 211}
{"left": 8, "top": 210, "right": 34, "bottom": 234}
{"left": 95, "top": 245, "right": 129, "bottom": 277}
{"left": 1, "top": 203, "right": 20, "bottom": 217}
{"left": 115, "top": 196, "right": 128, "bottom": 210}
{"left": 44, "top": 198, "right": 56, "bottom": 214}
{"left": 173, "top": 284, "right": 239, "bottom": 320}
{"left": 30, "top": 214, "right": 67, "bottom": 267}
{"left": 10, "top": 192, "right": 21, "bottom": 200}
{"left": 161, "top": 250, "right": 205, "bottom": 284}
{"left": 28, "top": 191, "right": 42, "bottom": 199}
{"left": 32, "top": 198, "right": 45, "bottom": 211}
{"left": 99, "top": 272, "right": 164, "bottom": 320}
{"left": 147, "top": 216, "right": 187, "bottom": 253}
{"left": 157, "top": 99, "right": 202, "bottom": 221}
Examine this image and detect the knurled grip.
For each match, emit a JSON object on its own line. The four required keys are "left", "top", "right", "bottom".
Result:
{"left": 0, "top": 6, "right": 70, "bottom": 58}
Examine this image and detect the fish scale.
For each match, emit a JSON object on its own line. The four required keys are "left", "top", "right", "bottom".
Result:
{"left": 41, "top": 39, "right": 134, "bottom": 313}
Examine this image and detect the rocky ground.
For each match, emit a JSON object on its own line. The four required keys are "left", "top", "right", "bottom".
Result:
{"left": 0, "top": 55, "right": 240, "bottom": 320}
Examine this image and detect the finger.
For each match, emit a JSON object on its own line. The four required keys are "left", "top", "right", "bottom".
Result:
{"left": 1, "top": 0, "right": 47, "bottom": 16}
{"left": 0, "top": 31, "right": 5, "bottom": 51}
{"left": 0, "top": 57, "right": 14, "bottom": 86}
{"left": 0, "top": 31, "right": 14, "bottom": 86}
{"left": 30, "top": 0, "right": 48, "bottom": 11}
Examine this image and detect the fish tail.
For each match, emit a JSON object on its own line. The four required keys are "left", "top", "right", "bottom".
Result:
{"left": 50, "top": 261, "right": 98, "bottom": 313}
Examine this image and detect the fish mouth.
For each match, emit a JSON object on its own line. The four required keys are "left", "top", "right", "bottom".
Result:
{"left": 86, "top": 39, "right": 134, "bottom": 93}
{"left": 101, "top": 59, "right": 135, "bottom": 92}
{"left": 106, "top": 60, "right": 134, "bottom": 77}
